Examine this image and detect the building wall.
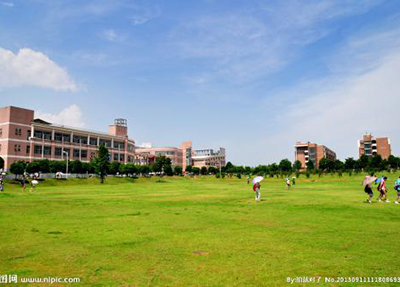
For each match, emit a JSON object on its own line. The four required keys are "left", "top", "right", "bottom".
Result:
{"left": 0, "top": 106, "right": 147, "bottom": 171}
{"left": 358, "top": 134, "right": 391, "bottom": 159}
{"left": 295, "top": 141, "right": 337, "bottom": 169}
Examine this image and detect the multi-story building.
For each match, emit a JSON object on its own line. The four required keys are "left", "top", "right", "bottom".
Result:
{"left": 358, "top": 134, "right": 391, "bottom": 159}
{"left": 0, "top": 106, "right": 147, "bottom": 170}
{"left": 135, "top": 141, "right": 192, "bottom": 171}
{"left": 294, "top": 141, "right": 336, "bottom": 169}
{"left": 192, "top": 148, "right": 226, "bottom": 168}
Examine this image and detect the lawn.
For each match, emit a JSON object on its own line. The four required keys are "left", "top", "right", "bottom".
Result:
{"left": 1, "top": 174, "right": 400, "bottom": 286}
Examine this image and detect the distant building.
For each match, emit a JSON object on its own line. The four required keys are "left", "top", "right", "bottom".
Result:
{"left": 135, "top": 144, "right": 226, "bottom": 171}
{"left": 358, "top": 134, "right": 391, "bottom": 159}
{"left": 192, "top": 148, "right": 226, "bottom": 168}
{"left": 0, "top": 106, "right": 147, "bottom": 171}
{"left": 135, "top": 141, "right": 193, "bottom": 171}
{"left": 294, "top": 141, "right": 336, "bottom": 169}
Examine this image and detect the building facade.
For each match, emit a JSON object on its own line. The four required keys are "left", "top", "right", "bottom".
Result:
{"left": 294, "top": 141, "right": 336, "bottom": 169}
{"left": 358, "top": 134, "right": 391, "bottom": 159}
{"left": 192, "top": 148, "right": 226, "bottom": 168}
{"left": 0, "top": 106, "right": 147, "bottom": 170}
{"left": 135, "top": 141, "right": 193, "bottom": 170}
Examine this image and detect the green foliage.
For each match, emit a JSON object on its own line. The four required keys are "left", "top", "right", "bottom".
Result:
{"left": 185, "top": 165, "right": 192, "bottom": 173}
{"left": 208, "top": 166, "right": 217, "bottom": 174}
{"left": 200, "top": 166, "right": 208, "bottom": 175}
{"left": 164, "top": 165, "right": 173, "bottom": 176}
{"left": 93, "top": 144, "right": 110, "bottom": 183}
{"left": 0, "top": 156, "right": 4, "bottom": 170}
{"left": 306, "top": 160, "right": 314, "bottom": 171}
{"left": 70, "top": 160, "right": 83, "bottom": 174}
{"left": 279, "top": 159, "right": 292, "bottom": 175}
{"left": 9, "top": 161, "right": 26, "bottom": 176}
{"left": 152, "top": 155, "right": 172, "bottom": 173}
{"left": 192, "top": 167, "right": 200, "bottom": 175}
{"left": 293, "top": 160, "right": 302, "bottom": 171}
{"left": 109, "top": 162, "right": 121, "bottom": 175}
{"left": 49, "top": 160, "right": 66, "bottom": 173}
{"left": 174, "top": 166, "right": 183, "bottom": 176}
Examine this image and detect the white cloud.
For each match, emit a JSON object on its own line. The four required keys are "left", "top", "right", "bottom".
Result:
{"left": 170, "top": 0, "right": 382, "bottom": 84}
{"left": 99, "top": 29, "right": 126, "bottom": 42}
{"left": 0, "top": 47, "right": 78, "bottom": 92}
{"left": 36, "top": 105, "right": 85, "bottom": 128}
{"left": 257, "top": 32, "right": 400, "bottom": 163}
{"left": 131, "top": 5, "right": 161, "bottom": 26}
{"left": 0, "top": 2, "right": 14, "bottom": 7}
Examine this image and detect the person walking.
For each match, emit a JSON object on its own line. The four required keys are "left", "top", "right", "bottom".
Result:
{"left": 394, "top": 176, "right": 400, "bottom": 205}
{"left": 0, "top": 178, "right": 4, "bottom": 192}
{"left": 253, "top": 182, "right": 261, "bottom": 202}
{"left": 362, "top": 175, "right": 376, "bottom": 203}
{"left": 377, "top": 176, "right": 389, "bottom": 202}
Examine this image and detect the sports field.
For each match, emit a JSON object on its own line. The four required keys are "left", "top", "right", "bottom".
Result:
{"left": 1, "top": 175, "right": 400, "bottom": 286}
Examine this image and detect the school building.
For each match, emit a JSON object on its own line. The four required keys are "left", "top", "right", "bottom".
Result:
{"left": 358, "top": 134, "right": 391, "bottom": 159}
{"left": 294, "top": 141, "right": 337, "bottom": 169}
{"left": 0, "top": 106, "right": 149, "bottom": 171}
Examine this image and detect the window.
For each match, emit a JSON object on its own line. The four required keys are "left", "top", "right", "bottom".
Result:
{"left": 44, "top": 146, "right": 51, "bottom": 155}
{"left": 90, "top": 152, "right": 96, "bottom": 159}
{"left": 120, "top": 154, "right": 125, "bottom": 162}
{"left": 55, "top": 147, "right": 62, "bottom": 156}
{"left": 81, "top": 137, "right": 88, "bottom": 145}
{"left": 54, "top": 133, "right": 62, "bottom": 142}
{"left": 73, "top": 136, "right": 80, "bottom": 143}
{"left": 14, "top": 144, "right": 21, "bottom": 152}
{"left": 114, "top": 141, "right": 124, "bottom": 149}
{"left": 90, "top": 137, "right": 98, "bottom": 146}
{"left": 62, "top": 134, "right": 71, "bottom": 143}
{"left": 43, "top": 131, "right": 52, "bottom": 140}
{"left": 63, "top": 148, "right": 70, "bottom": 156}
{"left": 114, "top": 153, "right": 119, "bottom": 161}
{"left": 15, "top": 128, "right": 22, "bottom": 136}
{"left": 34, "top": 145, "right": 42, "bottom": 155}
{"left": 26, "top": 145, "right": 30, "bottom": 154}
{"left": 0, "top": 128, "right": 2, "bottom": 137}
{"left": 34, "top": 130, "right": 43, "bottom": 139}
{"left": 74, "top": 149, "right": 80, "bottom": 158}
{"left": 100, "top": 139, "right": 112, "bottom": 148}
{"left": 0, "top": 144, "right": 2, "bottom": 151}
{"left": 81, "top": 150, "right": 87, "bottom": 159}
{"left": 27, "top": 130, "right": 31, "bottom": 140}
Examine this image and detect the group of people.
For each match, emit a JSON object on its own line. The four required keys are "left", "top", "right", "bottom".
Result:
{"left": 249, "top": 176, "right": 297, "bottom": 202}
{"left": 364, "top": 175, "right": 400, "bottom": 204}
{"left": 0, "top": 172, "right": 39, "bottom": 193}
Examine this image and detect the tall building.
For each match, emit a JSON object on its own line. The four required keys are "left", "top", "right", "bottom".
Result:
{"left": 294, "top": 141, "right": 336, "bottom": 169}
{"left": 358, "top": 134, "right": 391, "bottom": 159}
{"left": 0, "top": 106, "right": 147, "bottom": 170}
{"left": 192, "top": 148, "right": 226, "bottom": 168}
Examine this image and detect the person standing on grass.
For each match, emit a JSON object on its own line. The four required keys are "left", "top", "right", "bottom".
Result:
{"left": 0, "top": 178, "right": 3, "bottom": 192}
{"left": 285, "top": 178, "right": 291, "bottom": 189}
{"left": 394, "top": 176, "right": 400, "bottom": 205}
{"left": 364, "top": 179, "right": 374, "bottom": 203}
{"left": 377, "top": 176, "right": 389, "bottom": 202}
{"left": 253, "top": 182, "right": 261, "bottom": 201}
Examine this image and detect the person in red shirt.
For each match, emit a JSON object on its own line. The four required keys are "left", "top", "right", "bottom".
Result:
{"left": 377, "top": 176, "right": 389, "bottom": 202}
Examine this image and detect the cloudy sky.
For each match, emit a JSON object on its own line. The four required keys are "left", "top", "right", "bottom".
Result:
{"left": 1, "top": 0, "right": 399, "bottom": 166}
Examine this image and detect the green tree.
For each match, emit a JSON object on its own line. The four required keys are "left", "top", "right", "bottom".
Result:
{"left": 0, "top": 156, "right": 4, "bottom": 170}
{"left": 201, "top": 166, "right": 208, "bottom": 175}
{"left": 139, "top": 165, "right": 151, "bottom": 176}
{"left": 192, "top": 167, "right": 200, "bottom": 175}
{"left": 152, "top": 155, "right": 172, "bottom": 174}
{"left": 185, "top": 165, "right": 192, "bottom": 173}
{"left": 70, "top": 160, "right": 83, "bottom": 174}
{"left": 358, "top": 155, "right": 369, "bottom": 170}
{"left": 49, "top": 160, "right": 66, "bottom": 173}
{"left": 344, "top": 158, "right": 356, "bottom": 171}
{"left": 208, "top": 166, "right": 217, "bottom": 174}
{"left": 306, "top": 160, "right": 315, "bottom": 171}
{"left": 318, "top": 157, "right": 332, "bottom": 172}
{"left": 369, "top": 154, "right": 383, "bottom": 171}
{"left": 9, "top": 161, "right": 26, "bottom": 178}
{"left": 334, "top": 159, "right": 344, "bottom": 172}
{"left": 93, "top": 144, "right": 110, "bottom": 183}
{"left": 279, "top": 159, "right": 292, "bottom": 175}
{"left": 293, "top": 160, "right": 302, "bottom": 171}
{"left": 26, "top": 161, "right": 41, "bottom": 173}
{"left": 122, "top": 163, "right": 138, "bottom": 175}
{"left": 174, "top": 166, "right": 183, "bottom": 176}
{"left": 109, "top": 162, "right": 121, "bottom": 175}
{"left": 387, "top": 155, "right": 400, "bottom": 170}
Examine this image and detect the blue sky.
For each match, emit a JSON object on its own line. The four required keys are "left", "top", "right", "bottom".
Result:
{"left": 1, "top": 0, "right": 400, "bottom": 166}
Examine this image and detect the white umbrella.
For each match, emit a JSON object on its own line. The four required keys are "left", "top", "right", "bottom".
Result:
{"left": 252, "top": 176, "right": 264, "bottom": 185}
{"left": 31, "top": 180, "right": 39, "bottom": 186}
{"left": 362, "top": 176, "right": 377, "bottom": 187}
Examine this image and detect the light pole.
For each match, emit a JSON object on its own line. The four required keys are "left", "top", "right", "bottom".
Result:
{"left": 62, "top": 151, "right": 69, "bottom": 179}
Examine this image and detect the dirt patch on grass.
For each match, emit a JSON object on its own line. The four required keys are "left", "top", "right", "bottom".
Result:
{"left": 192, "top": 250, "right": 209, "bottom": 256}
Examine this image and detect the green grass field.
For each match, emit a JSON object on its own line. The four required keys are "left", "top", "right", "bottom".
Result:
{"left": 1, "top": 174, "right": 400, "bottom": 286}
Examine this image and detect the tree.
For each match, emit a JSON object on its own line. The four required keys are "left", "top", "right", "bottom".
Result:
{"left": 9, "top": 161, "right": 26, "bottom": 178}
{"left": 185, "top": 165, "right": 192, "bottom": 173}
{"left": 208, "top": 166, "right": 217, "bottom": 174}
{"left": 152, "top": 155, "right": 172, "bottom": 174}
{"left": 174, "top": 166, "right": 183, "bottom": 176}
{"left": 192, "top": 167, "right": 200, "bottom": 175}
{"left": 344, "top": 158, "right": 356, "bottom": 171}
{"left": 333, "top": 159, "right": 344, "bottom": 172}
{"left": 293, "top": 160, "right": 302, "bottom": 171}
{"left": 26, "top": 161, "right": 41, "bottom": 173}
{"left": 358, "top": 155, "right": 369, "bottom": 170}
{"left": 306, "top": 160, "right": 314, "bottom": 171}
{"left": 109, "top": 162, "right": 121, "bottom": 175}
{"left": 49, "top": 160, "right": 66, "bottom": 173}
{"left": 388, "top": 155, "right": 400, "bottom": 170}
{"left": 70, "top": 160, "right": 83, "bottom": 174}
{"left": 318, "top": 157, "right": 333, "bottom": 172}
{"left": 201, "top": 166, "right": 208, "bottom": 175}
{"left": 93, "top": 144, "right": 110, "bottom": 183}
{"left": 269, "top": 163, "right": 279, "bottom": 177}
{"left": 0, "top": 156, "right": 4, "bottom": 170}
{"left": 369, "top": 154, "right": 383, "bottom": 171}
{"left": 138, "top": 165, "right": 151, "bottom": 176}
{"left": 225, "top": 162, "right": 235, "bottom": 174}
{"left": 121, "top": 163, "right": 137, "bottom": 176}
{"left": 279, "top": 159, "right": 292, "bottom": 175}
